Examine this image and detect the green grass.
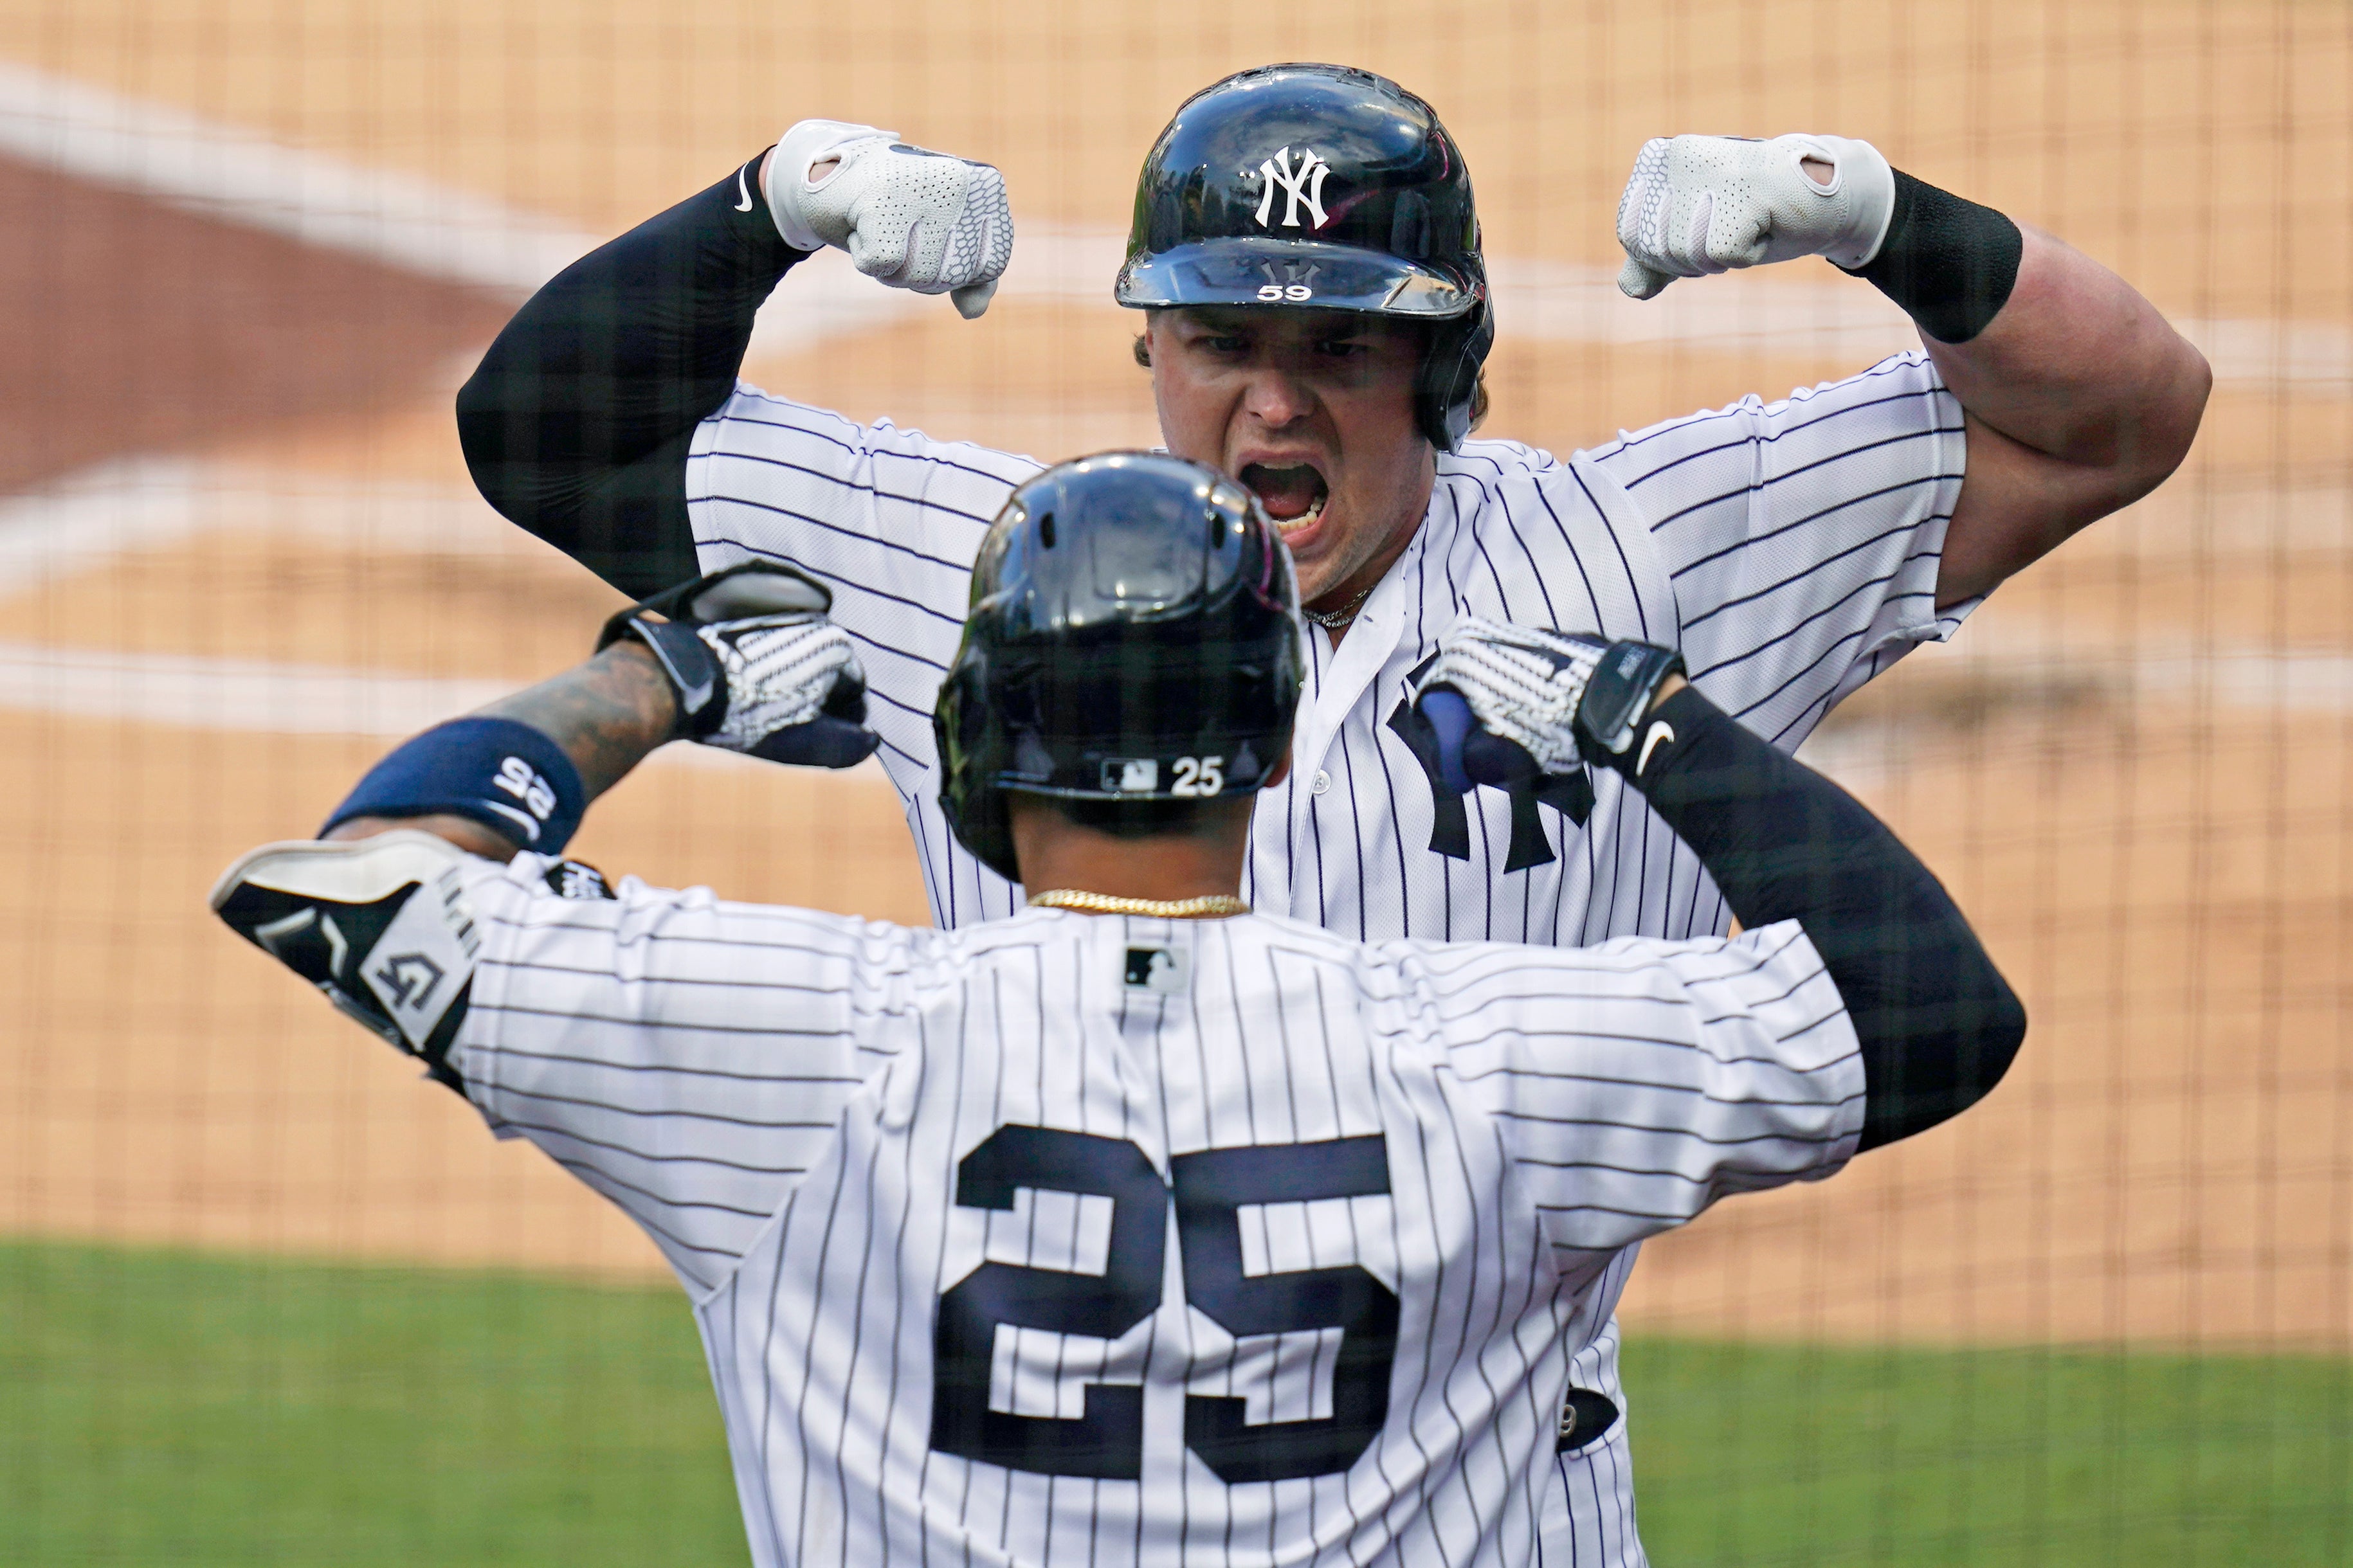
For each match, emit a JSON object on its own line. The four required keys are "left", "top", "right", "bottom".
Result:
{"left": 1, "top": 1241, "right": 743, "bottom": 1565}
{"left": 3, "top": 1239, "right": 2347, "bottom": 1566}
{"left": 1622, "top": 1338, "right": 2352, "bottom": 1566}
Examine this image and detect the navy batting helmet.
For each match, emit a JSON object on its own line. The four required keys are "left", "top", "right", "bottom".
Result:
{"left": 1114, "top": 62, "right": 1493, "bottom": 451}
{"left": 933, "top": 452, "right": 1304, "bottom": 884}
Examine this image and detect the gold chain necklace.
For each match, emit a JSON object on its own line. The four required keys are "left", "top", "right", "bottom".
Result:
{"left": 1300, "top": 582, "right": 1376, "bottom": 630}
{"left": 1027, "top": 889, "right": 1250, "bottom": 919}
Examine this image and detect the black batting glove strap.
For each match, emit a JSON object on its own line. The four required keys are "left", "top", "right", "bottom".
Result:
{"left": 1624, "top": 686, "right": 2028, "bottom": 1150}
{"left": 604, "top": 609, "right": 729, "bottom": 739}
{"left": 1839, "top": 168, "right": 2023, "bottom": 344}
{"left": 1572, "top": 641, "right": 1686, "bottom": 764}
{"left": 595, "top": 560, "right": 878, "bottom": 770}
{"left": 595, "top": 559, "right": 839, "bottom": 740}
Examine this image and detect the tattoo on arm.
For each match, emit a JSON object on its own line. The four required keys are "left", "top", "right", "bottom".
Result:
{"left": 322, "top": 644, "right": 680, "bottom": 858}
{"left": 475, "top": 642, "right": 680, "bottom": 800}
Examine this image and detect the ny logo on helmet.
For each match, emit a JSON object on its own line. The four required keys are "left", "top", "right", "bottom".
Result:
{"left": 1255, "top": 147, "right": 1331, "bottom": 230}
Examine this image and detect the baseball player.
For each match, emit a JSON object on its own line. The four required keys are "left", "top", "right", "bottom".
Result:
{"left": 453, "top": 62, "right": 2195, "bottom": 1560}
{"left": 215, "top": 453, "right": 2024, "bottom": 1568}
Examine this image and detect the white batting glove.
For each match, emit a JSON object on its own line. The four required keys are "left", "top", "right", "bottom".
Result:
{"left": 763, "top": 118, "right": 1013, "bottom": 319}
{"left": 695, "top": 613, "right": 869, "bottom": 760}
{"left": 600, "top": 562, "right": 880, "bottom": 770}
{"left": 1613, "top": 133, "right": 1896, "bottom": 300}
{"left": 1415, "top": 617, "right": 1613, "bottom": 775}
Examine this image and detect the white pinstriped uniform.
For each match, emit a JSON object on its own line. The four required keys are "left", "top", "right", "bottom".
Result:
{"left": 680, "top": 348, "right": 1970, "bottom": 1565}
{"left": 447, "top": 852, "right": 1864, "bottom": 1568}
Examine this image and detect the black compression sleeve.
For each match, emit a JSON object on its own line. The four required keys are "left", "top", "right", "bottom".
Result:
{"left": 1611, "top": 687, "right": 2026, "bottom": 1149}
{"left": 1839, "top": 169, "right": 2023, "bottom": 345}
{"left": 455, "top": 154, "right": 809, "bottom": 598}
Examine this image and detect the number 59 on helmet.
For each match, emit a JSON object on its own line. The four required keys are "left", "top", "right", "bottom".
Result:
{"left": 1115, "top": 62, "right": 1493, "bottom": 452}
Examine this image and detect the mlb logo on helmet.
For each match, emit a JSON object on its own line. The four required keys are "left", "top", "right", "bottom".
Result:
{"left": 1104, "top": 758, "right": 1159, "bottom": 793}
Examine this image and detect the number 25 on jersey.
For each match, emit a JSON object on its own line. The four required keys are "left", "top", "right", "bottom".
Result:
{"left": 930, "top": 1126, "right": 1398, "bottom": 1483}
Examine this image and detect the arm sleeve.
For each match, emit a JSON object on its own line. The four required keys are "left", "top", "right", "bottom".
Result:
{"left": 455, "top": 155, "right": 804, "bottom": 599}
{"left": 444, "top": 855, "right": 918, "bottom": 1290}
{"left": 1431, "top": 919, "right": 1869, "bottom": 1264}
{"left": 455, "top": 158, "right": 1039, "bottom": 820}
{"left": 1584, "top": 352, "right": 1970, "bottom": 748}
{"left": 1619, "top": 684, "right": 2027, "bottom": 1152}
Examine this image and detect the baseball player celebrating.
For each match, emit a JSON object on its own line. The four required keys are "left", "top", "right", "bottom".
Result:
{"left": 215, "top": 453, "right": 2024, "bottom": 1568}
{"left": 453, "top": 62, "right": 2195, "bottom": 1560}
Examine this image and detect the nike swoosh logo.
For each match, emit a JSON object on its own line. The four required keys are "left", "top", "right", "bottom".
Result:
{"left": 476, "top": 800, "right": 543, "bottom": 842}
{"left": 735, "top": 163, "right": 755, "bottom": 212}
{"left": 1636, "top": 721, "right": 1675, "bottom": 776}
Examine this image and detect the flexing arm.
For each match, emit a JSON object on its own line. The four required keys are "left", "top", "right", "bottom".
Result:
{"left": 213, "top": 576, "right": 891, "bottom": 1283}
{"left": 456, "top": 160, "right": 801, "bottom": 597}
{"left": 1918, "top": 224, "right": 2209, "bottom": 604}
{"left": 457, "top": 125, "right": 1012, "bottom": 599}
{"left": 1419, "top": 627, "right": 2025, "bottom": 1150}
{"left": 1615, "top": 136, "right": 2209, "bottom": 609}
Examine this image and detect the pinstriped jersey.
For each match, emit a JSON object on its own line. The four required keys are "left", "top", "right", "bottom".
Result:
{"left": 680, "top": 348, "right": 1965, "bottom": 1566}
{"left": 447, "top": 853, "right": 1864, "bottom": 1568}
{"left": 682, "top": 350, "right": 1967, "bottom": 945}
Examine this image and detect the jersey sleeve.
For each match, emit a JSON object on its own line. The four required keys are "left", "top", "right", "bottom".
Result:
{"left": 1423, "top": 919, "right": 1866, "bottom": 1266}
{"left": 444, "top": 854, "right": 922, "bottom": 1290}
{"left": 685, "top": 390, "right": 1039, "bottom": 792}
{"left": 1585, "top": 351, "right": 1970, "bottom": 748}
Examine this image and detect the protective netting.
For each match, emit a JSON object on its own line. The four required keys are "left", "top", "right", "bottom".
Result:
{"left": 0, "top": 3, "right": 2344, "bottom": 1562}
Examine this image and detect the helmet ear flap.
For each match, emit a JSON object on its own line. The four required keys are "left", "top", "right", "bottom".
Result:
{"left": 1415, "top": 303, "right": 1493, "bottom": 452}
{"left": 932, "top": 649, "right": 1023, "bottom": 884}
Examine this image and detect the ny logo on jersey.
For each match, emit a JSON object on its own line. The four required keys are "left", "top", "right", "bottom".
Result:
{"left": 1255, "top": 146, "right": 1331, "bottom": 230}
{"left": 1386, "top": 654, "right": 1595, "bottom": 874}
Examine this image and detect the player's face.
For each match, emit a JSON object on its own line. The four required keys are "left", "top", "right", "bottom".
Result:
{"left": 1145, "top": 307, "right": 1436, "bottom": 609}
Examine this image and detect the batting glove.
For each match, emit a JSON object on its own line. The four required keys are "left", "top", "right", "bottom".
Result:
{"left": 763, "top": 118, "right": 1013, "bottom": 319}
{"left": 1411, "top": 618, "right": 1685, "bottom": 791}
{"left": 1614, "top": 132, "right": 1896, "bottom": 300}
{"left": 598, "top": 562, "right": 881, "bottom": 770}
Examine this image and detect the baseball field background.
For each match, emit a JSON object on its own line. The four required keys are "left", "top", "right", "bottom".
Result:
{"left": 0, "top": 1, "right": 2345, "bottom": 1562}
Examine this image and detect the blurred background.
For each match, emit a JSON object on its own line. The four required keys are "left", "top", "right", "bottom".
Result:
{"left": 0, "top": 2, "right": 2344, "bottom": 1562}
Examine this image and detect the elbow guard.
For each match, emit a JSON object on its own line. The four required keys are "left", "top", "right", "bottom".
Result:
{"left": 211, "top": 832, "right": 484, "bottom": 1091}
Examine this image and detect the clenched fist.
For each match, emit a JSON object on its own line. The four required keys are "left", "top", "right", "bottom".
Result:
{"left": 763, "top": 118, "right": 1013, "bottom": 319}
{"left": 1614, "top": 133, "right": 1895, "bottom": 300}
{"left": 600, "top": 562, "right": 880, "bottom": 770}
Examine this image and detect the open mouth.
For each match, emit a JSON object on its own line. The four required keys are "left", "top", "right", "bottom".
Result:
{"left": 1239, "top": 461, "right": 1329, "bottom": 537}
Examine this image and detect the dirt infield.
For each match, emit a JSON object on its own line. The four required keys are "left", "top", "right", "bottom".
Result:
{"left": 0, "top": 492, "right": 2343, "bottom": 1348}
{"left": 4, "top": 0, "right": 2345, "bottom": 320}
{"left": 0, "top": 152, "right": 513, "bottom": 494}
{"left": 0, "top": 3, "right": 2345, "bottom": 1353}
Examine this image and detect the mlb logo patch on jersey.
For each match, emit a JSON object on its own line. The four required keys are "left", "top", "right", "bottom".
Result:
{"left": 1124, "top": 946, "right": 1187, "bottom": 994}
